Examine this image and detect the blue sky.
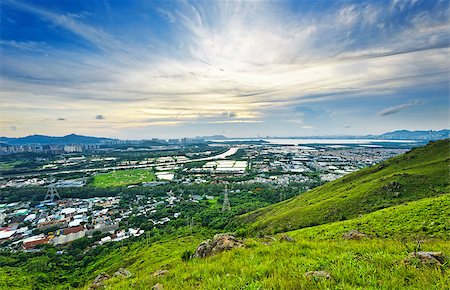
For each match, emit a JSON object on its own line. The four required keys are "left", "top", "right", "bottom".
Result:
{"left": 0, "top": 0, "right": 449, "bottom": 138}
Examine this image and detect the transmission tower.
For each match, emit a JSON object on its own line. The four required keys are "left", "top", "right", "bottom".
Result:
{"left": 222, "top": 184, "right": 231, "bottom": 212}
{"left": 44, "top": 186, "right": 61, "bottom": 203}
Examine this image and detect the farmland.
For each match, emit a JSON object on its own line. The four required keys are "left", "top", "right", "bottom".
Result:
{"left": 91, "top": 169, "right": 156, "bottom": 187}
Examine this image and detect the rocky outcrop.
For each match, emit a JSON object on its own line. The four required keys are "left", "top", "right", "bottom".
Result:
{"left": 305, "top": 271, "right": 332, "bottom": 280}
{"left": 89, "top": 273, "right": 110, "bottom": 289}
{"left": 114, "top": 267, "right": 132, "bottom": 278}
{"left": 342, "top": 230, "right": 367, "bottom": 240}
{"left": 193, "top": 233, "right": 244, "bottom": 258}
{"left": 404, "top": 251, "right": 447, "bottom": 266}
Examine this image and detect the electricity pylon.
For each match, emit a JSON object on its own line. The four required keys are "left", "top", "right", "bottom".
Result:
{"left": 44, "top": 186, "right": 61, "bottom": 202}
{"left": 222, "top": 184, "right": 231, "bottom": 212}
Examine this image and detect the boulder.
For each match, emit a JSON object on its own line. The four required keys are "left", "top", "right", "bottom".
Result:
{"left": 404, "top": 251, "right": 447, "bottom": 266}
{"left": 153, "top": 269, "right": 169, "bottom": 277}
{"left": 114, "top": 267, "right": 132, "bottom": 278}
{"left": 342, "top": 230, "right": 367, "bottom": 240}
{"left": 89, "top": 273, "right": 110, "bottom": 289}
{"left": 193, "top": 240, "right": 211, "bottom": 258}
{"left": 152, "top": 283, "right": 164, "bottom": 290}
{"left": 305, "top": 271, "right": 331, "bottom": 280}
{"left": 193, "top": 233, "right": 244, "bottom": 258}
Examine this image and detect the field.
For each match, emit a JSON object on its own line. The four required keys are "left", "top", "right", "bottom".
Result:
{"left": 91, "top": 169, "right": 156, "bottom": 187}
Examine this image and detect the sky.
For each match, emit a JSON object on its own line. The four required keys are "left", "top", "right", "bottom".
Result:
{"left": 0, "top": 0, "right": 449, "bottom": 139}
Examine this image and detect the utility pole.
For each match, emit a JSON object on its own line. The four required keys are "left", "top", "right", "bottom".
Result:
{"left": 222, "top": 184, "right": 231, "bottom": 212}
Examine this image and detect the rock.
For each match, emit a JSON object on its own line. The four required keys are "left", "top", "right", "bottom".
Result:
{"left": 193, "top": 240, "right": 211, "bottom": 258}
{"left": 114, "top": 267, "right": 132, "bottom": 278}
{"left": 342, "top": 230, "right": 367, "bottom": 240}
{"left": 89, "top": 273, "right": 110, "bottom": 289}
{"left": 193, "top": 233, "right": 244, "bottom": 258}
{"left": 404, "top": 252, "right": 447, "bottom": 266}
{"left": 279, "top": 234, "right": 295, "bottom": 242}
{"left": 152, "top": 283, "right": 164, "bottom": 290}
{"left": 260, "top": 235, "right": 276, "bottom": 245}
{"left": 153, "top": 269, "right": 169, "bottom": 277}
{"left": 305, "top": 271, "right": 331, "bottom": 280}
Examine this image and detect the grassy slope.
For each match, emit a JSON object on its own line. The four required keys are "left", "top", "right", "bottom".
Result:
{"left": 104, "top": 239, "right": 450, "bottom": 290}
{"left": 290, "top": 194, "right": 450, "bottom": 240}
{"left": 95, "top": 192, "right": 450, "bottom": 289}
{"left": 91, "top": 169, "right": 156, "bottom": 187}
{"left": 0, "top": 235, "right": 205, "bottom": 290}
{"left": 237, "top": 139, "right": 450, "bottom": 234}
{"left": 4, "top": 196, "right": 446, "bottom": 289}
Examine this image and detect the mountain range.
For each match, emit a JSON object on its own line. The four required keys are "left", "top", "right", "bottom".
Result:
{"left": 1, "top": 130, "right": 448, "bottom": 145}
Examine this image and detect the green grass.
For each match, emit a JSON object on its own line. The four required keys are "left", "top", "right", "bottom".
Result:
{"left": 290, "top": 194, "right": 450, "bottom": 241}
{"left": 237, "top": 139, "right": 450, "bottom": 234}
{"left": 91, "top": 169, "right": 156, "bottom": 187}
{"left": 83, "top": 191, "right": 448, "bottom": 289}
{"left": 81, "top": 237, "right": 450, "bottom": 290}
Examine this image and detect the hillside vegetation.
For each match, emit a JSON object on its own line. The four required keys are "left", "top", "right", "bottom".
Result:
{"left": 96, "top": 238, "right": 449, "bottom": 289}
{"left": 87, "top": 191, "right": 450, "bottom": 289}
{"left": 291, "top": 194, "right": 450, "bottom": 241}
{"left": 1, "top": 140, "right": 449, "bottom": 289}
{"left": 237, "top": 139, "right": 449, "bottom": 234}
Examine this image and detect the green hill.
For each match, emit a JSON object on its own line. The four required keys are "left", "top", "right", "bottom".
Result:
{"left": 95, "top": 239, "right": 450, "bottom": 290}
{"left": 89, "top": 192, "right": 449, "bottom": 290}
{"left": 289, "top": 194, "right": 450, "bottom": 240}
{"left": 236, "top": 139, "right": 450, "bottom": 234}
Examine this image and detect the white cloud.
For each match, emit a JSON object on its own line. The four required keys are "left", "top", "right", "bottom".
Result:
{"left": 379, "top": 100, "right": 424, "bottom": 116}
{"left": 1, "top": 1, "right": 449, "bottom": 137}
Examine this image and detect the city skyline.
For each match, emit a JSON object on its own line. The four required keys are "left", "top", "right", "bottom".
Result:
{"left": 1, "top": 0, "right": 449, "bottom": 139}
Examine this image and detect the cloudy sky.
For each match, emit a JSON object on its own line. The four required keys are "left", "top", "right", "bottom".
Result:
{"left": 0, "top": 0, "right": 449, "bottom": 139}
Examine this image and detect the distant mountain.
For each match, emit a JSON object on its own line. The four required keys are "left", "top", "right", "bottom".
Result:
{"left": 268, "top": 129, "right": 449, "bottom": 141}
{"left": 0, "top": 134, "right": 114, "bottom": 145}
{"left": 376, "top": 129, "right": 449, "bottom": 140}
{"left": 197, "top": 135, "right": 229, "bottom": 140}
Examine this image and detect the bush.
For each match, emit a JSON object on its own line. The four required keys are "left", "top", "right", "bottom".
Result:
{"left": 181, "top": 250, "right": 193, "bottom": 262}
